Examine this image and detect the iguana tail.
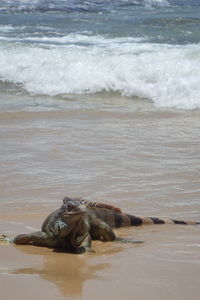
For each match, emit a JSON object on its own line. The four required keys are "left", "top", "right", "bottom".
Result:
{"left": 82, "top": 199, "right": 200, "bottom": 227}
{"left": 97, "top": 211, "right": 200, "bottom": 228}
{"left": 122, "top": 214, "right": 200, "bottom": 227}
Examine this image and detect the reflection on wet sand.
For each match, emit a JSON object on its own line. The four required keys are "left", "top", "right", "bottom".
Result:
{"left": 11, "top": 242, "right": 125, "bottom": 298}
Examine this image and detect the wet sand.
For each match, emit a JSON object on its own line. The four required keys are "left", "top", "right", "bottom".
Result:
{"left": 0, "top": 102, "right": 200, "bottom": 300}
{"left": 0, "top": 209, "right": 200, "bottom": 300}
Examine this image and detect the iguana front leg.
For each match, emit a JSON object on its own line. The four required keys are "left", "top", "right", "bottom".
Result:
{"left": 74, "top": 233, "right": 92, "bottom": 254}
{"left": 59, "top": 232, "right": 92, "bottom": 254}
{"left": 13, "top": 231, "right": 59, "bottom": 248}
{"left": 90, "top": 218, "right": 116, "bottom": 242}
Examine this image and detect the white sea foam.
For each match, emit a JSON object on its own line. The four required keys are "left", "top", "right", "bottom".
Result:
{"left": 0, "top": 34, "right": 145, "bottom": 45}
{"left": 144, "top": 0, "right": 169, "bottom": 8}
{"left": 0, "top": 34, "right": 200, "bottom": 109}
{"left": 0, "top": 25, "right": 15, "bottom": 32}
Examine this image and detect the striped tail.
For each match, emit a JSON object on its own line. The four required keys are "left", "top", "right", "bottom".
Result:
{"left": 114, "top": 213, "right": 200, "bottom": 227}
{"left": 94, "top": 210, "right": 200, "bottom": 228}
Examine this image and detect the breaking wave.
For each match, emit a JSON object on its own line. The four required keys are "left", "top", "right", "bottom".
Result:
{"left": 0, "top": 34, "right": 199, "bottom": 109}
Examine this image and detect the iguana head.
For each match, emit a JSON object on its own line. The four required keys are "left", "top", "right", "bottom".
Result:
{"left": 59, "top": 198, "right": 87, "bottom": 222}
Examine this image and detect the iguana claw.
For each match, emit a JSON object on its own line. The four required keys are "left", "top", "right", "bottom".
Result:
{"left": 0, "top": 235, "right": 14, "bottom": 244}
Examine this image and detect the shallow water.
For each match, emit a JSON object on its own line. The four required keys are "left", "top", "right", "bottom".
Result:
{"left": 0, "top": 98, "right": 200, "bottom": 210}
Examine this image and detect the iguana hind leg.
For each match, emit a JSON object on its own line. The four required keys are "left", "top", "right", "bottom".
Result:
{"left": 90, "top": 219, "right": 143, "bottom": 244}
{"left": 14, "top": 231, "right": 58, "bottom": 248}
{"left": 90, "top": 218, "right": 116, "bottom": 242}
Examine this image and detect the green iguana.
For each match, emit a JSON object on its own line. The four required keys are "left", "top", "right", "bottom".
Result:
{"left": 1, "top": 196, "right": 199, "bottom": 254}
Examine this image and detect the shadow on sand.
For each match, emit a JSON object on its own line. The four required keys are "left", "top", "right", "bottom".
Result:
{"left": 10, "top": 241, "right": 133, "bottom": 298}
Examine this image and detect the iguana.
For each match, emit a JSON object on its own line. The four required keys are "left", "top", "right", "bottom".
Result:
{"left": 1, "top": 196, "right": 199, "bottom": 254}
{"left": 0, "top": 198, "right": 116, "bottom": 254}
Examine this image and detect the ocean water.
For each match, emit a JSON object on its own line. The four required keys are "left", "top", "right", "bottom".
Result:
{"left": 0, "top": 0, "right": 200, "bottom": 110}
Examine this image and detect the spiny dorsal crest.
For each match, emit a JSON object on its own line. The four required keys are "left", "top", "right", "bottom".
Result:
{"left": 62, "top": 196, "right": 122, "bottom": 213}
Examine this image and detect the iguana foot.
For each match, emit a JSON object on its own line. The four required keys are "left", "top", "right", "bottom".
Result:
{"left": 73, "top": 246, "right": 95, "bottom": 254}
{"left": 74, "top": 246, "right": 87, "bottom": 254}
{"left": 115, "top": 237, "right": 144, "bottom": 244}
{"left": 0, "top": 235, "right": 14, "bottom": 244}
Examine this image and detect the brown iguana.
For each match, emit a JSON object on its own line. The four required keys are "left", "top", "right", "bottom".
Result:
{"left": 1, "top": 196, "right": 199, "bottom": 254}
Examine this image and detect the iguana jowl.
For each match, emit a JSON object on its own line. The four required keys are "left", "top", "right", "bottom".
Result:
{"left": 1, "top": 196, "right": 199, "bottom": 254}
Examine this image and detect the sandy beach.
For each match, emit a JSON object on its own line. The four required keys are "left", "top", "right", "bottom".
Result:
{"left": 1, "top": 104, "right": 200, "bottom": 300}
